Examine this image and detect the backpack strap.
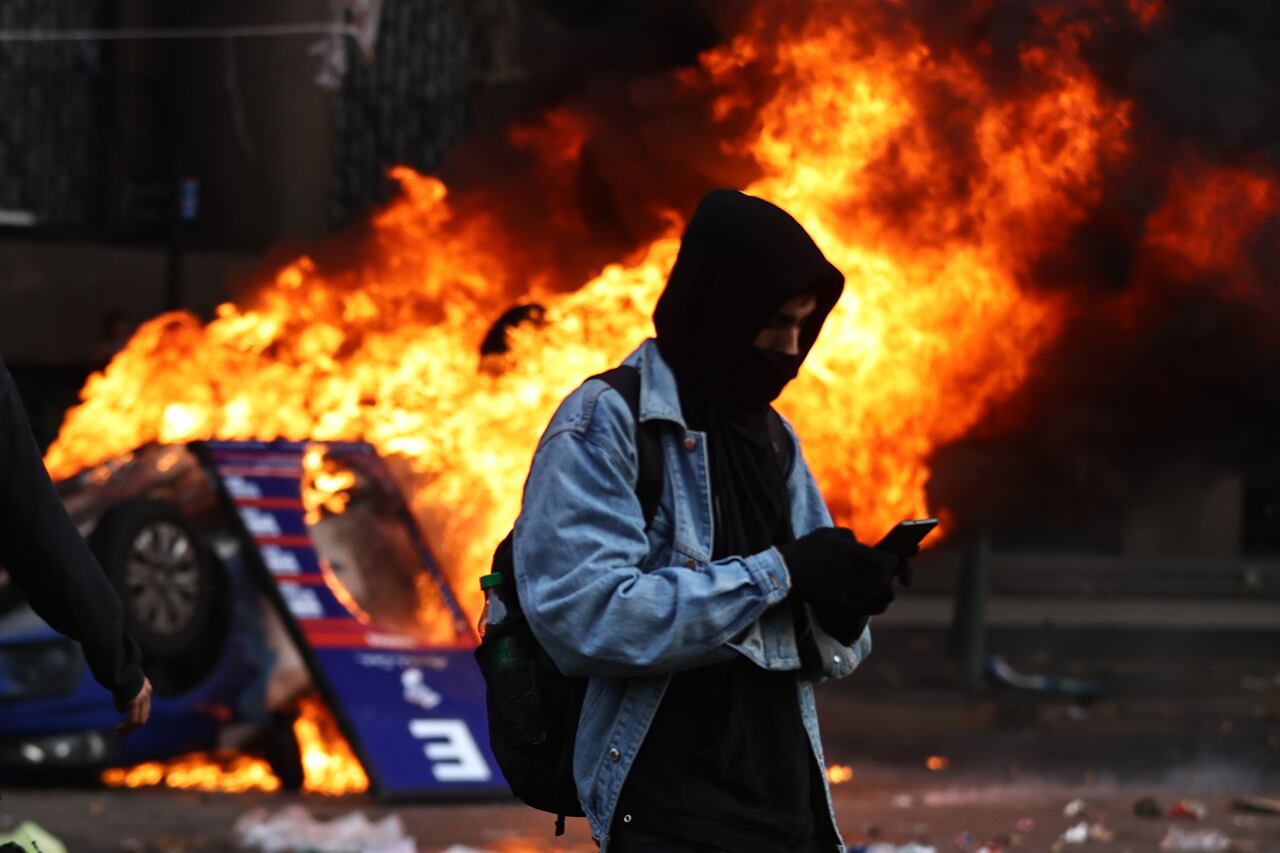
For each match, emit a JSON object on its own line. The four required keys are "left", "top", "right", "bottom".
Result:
{"left": 590, "top": 368, "right": 796, "bottom": 524}
{"left": 590, "top": 366, "right": 663, "bottom": 527}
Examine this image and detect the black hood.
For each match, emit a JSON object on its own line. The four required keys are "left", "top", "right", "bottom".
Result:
{"left": 653, "top": 189, "right": 844, "bottom": 411}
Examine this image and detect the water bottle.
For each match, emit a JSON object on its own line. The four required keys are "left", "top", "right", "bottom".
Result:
{"left": 477, "top": 572, "right": 509, "bottom": 638}
{"left": 478, "top": 572, "right": 524, "bottom": 672}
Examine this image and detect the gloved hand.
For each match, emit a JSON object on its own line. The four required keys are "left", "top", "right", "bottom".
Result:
{"left": 777, "top": 527, "right": 899, "bottom": 614}
{"left": 886, "top": 543, "right": 919, "bottom": 588}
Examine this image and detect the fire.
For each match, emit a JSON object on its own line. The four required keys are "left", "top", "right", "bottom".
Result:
{"left": 293, "top": 694, "right": 369, "bottom": 795}
{"left": 300, "top": 446, "right": 358, "bottom": 525}
{"left": 826, "top": 764, "right": 854, "bottom": 785}
{"left": 44, "top": 4, "right": 1230, "bottom": 631}
{"left": 926, "top": 755, "right": 950, "bottom": 772}
{"left": 102, "top": 696, "right": 368, "bottom": 795}
{"left": 102, "top": 752, "right": 280, "bottom": 793}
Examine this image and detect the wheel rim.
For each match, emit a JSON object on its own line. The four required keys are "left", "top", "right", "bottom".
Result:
{"left": 123, "top": 520, "right": 201, "bottom": 637}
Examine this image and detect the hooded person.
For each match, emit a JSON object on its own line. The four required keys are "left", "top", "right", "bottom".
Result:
{"left": 513, "top": 189, "right": 908, "bottom": 852}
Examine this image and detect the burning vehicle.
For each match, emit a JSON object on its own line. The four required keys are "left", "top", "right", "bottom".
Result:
{"left": 4, "top": 0, "right": 1278, "bottom": 804}
{"left": 0, "top": 440, "right": 505, "bottom": 799}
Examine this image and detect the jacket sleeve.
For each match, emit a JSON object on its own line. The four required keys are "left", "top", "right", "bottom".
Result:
{"left": 779, "top": 416, "right": 873, "bottom": 681}
{"left": 514, "top": 387, "right": 792, "bottom": 679}
{"left": 0, "top": 361, "right": 145, "bottom": 704}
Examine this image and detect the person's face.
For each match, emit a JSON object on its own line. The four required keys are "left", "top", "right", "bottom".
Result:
{"left": 752, "top": 292, "right": 818, "bottom": 356}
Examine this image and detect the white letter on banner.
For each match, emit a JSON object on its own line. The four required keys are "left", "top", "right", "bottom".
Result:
{"left": 408, "top": 719, "right": 492, "bottom": 782}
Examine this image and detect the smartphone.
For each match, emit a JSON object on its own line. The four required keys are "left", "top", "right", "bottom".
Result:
{"left": 874, "top": 517, "right": 939, "bottom": 557}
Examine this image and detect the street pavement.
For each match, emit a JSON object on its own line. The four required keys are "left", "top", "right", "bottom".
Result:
{"left": 2, "top": 773, "right": 1279, "bottom": 851}
{"left": 2, "top": 620, "right": 1277, "bottom": 851}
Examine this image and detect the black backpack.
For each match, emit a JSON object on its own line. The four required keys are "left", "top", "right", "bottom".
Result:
{"left": 475, "top": 365, "right": 792, "bottom": 835}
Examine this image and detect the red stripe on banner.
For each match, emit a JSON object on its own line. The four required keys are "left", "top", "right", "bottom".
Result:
{"left": 255, "top": 535, "right": 313, "bottom": 548}
{"left": 276, "top": 573, "right": 328, "bottom": 586}
{"left": 302, "top": 634, "right": 371, "bottom": 649}
{"left": 234, "top": 497, "right": 306, "bottom": 510}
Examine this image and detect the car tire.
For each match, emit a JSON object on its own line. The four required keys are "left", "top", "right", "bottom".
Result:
{"left": 90, "top": 499, "right": 228, "bottom": 694}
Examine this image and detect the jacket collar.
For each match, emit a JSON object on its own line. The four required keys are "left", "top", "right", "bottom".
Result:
{"left": 622, "top": 339, "right": 688, "bottom": 429}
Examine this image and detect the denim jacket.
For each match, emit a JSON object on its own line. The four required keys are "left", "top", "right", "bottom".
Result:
{"left": 513, "top": 339, "right": 871, "bottom": 850}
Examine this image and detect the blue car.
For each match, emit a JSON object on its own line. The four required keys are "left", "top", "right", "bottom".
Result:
{"left": 0, "top": 441, "right": 503, "bottom": 798}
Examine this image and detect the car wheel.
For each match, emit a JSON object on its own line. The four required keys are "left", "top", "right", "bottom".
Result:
{"left": 91, "top": 500, "right": 227, "bottom": 694}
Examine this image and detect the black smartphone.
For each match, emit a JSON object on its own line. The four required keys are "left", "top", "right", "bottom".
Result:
{"left": 874, "top": 517, "right": 939, "bottom": 557}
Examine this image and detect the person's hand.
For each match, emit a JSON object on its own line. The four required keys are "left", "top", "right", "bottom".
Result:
{"left": 115, "top": 676, "right": 152, "bottom": 735}
{"left": 885, "top": 542, "right": 920, "bottom": 588}
{"left": 778, "top": 527, "right": 899, "bottom": 613}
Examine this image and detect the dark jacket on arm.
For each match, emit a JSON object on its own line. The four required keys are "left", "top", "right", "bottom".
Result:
{"left": 0, "top": 359, "right": 144, "bottom": 704}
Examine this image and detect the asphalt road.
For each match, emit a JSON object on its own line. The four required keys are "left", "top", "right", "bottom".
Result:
{"left": 2, "top": 772, "right": 1279, "bottom": 851}
{"left": 2, "top": 622, "right": 1277, "bottom": 852}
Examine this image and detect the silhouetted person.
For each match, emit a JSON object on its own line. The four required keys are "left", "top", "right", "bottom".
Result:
{"left": 0, "top": 358, "right": 151, "bottom": 732}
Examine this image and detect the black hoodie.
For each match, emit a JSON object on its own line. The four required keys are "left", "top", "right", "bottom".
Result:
{"left": 0, "top": 360, "right": 144, "bottom": 705}
{"left": 616, "top": 191, "right": 843, "bottom": 850}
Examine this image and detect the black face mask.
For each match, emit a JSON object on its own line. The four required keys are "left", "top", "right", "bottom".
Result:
{"left": 722, "top": 347, "right": 803, "bottom": 411}
{"left": 654, "top": 190, "right": 843, "bottom": 413}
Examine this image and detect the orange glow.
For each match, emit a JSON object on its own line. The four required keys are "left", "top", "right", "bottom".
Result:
{"left": 46, "top": 4, "right": 1280, "bottom": 788}
{"left": 101, "top": 752, "right": 280, "bottom": 793}
{"left": 42, "top": 7, "right": 1143, "bottom": 633}
{"left": 926, "top": 755, "right": 950, "bottom": 772}
{"left": 826, "top": 764, "right": 854, "bottom": 785}
{"left": 100, "top": 697, "right": 369, "bottom": 796}
{"left": 301, "top": 446, "right": 358, "bottom": 525}
{"left": 293, "top": 694, "right": 370, "bottom": 795}
{"left": 1128, "top": 0, "right": 1166, "bottom": 29}
{"left": 1144, "top": 163, "right": 1278, "bottom": 278}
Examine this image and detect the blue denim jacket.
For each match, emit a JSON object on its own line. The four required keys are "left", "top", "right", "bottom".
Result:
{"left": 513, "top": 339, "right": 871, "bottom": 850}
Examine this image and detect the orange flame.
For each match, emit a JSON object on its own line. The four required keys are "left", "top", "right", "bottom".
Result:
{"left": 926, "top": 755, "right": 950, "bottom": 771}
{"left": 293, "top": 694, "right": 370, "bottom": 795}
{"left": 47, "top": 7, "right": 1137, "bottom": 630}
{"left": 301, "top": 446, "right": 358, "bottom": 525}
{"left": 102, "top": 752, "right": 280, "bottom": 793}
{"left": 99, "top": 696, "right": 368, "bottom": 796}
{"left": 826, "top": 764, "right": 854, "bottom": 785}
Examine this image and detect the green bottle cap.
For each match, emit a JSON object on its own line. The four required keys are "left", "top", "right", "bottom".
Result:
{"left": 480, "top": 572, "right": 504, "bottom": 590}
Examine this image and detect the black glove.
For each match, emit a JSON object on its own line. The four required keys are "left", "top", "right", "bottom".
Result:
{"left": 778, "top": 527, "right": 899, "bottom": 613}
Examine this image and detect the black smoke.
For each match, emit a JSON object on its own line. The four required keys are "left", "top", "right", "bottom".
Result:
{"left": 915, "top": 0, "right": 1280, "bottom": 546}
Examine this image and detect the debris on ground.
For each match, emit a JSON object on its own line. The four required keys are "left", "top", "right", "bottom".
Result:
{"left": 985, "top": 655, "right": 1100, "bottom": 699}
{"left": 1063, "top": 798, "right": 1087, "bottom": 817}
{"left": 1058, "top": 821, "right": 1090, "bottom": 844}
{"left": 1170, "top": 799, "right": 1210, "bottom": 820}
{"left": 1088, "top": 822, "right": 1115, "bottom": 842}
{"left": 0, "top": 820, "right": 69, "bottom": 853}
{"left": 1232, "top": 796, "right": 1280, "bottom": 815}
{"left": 1158, "top": 826, "right": 1233, "bottom": 851}
{"left": 1135, "top": 797, "right": 1165, "bottom": 818}
{"left": 234, "top": 806, "right": 415, "bottom": 853}
{"left": 1015, "top": 816, "right": 1036, "bottom": 832}
{"left": 848, "top": 844, "right": 938, "bottom": 853}
{"left": 891, "top": 794, "right": 915, "bottom": 808}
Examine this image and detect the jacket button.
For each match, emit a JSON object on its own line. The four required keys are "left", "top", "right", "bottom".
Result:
{"left": 685, "top": 559, "right": 696, "bottom": 569}
{"left": 683, "top": 436, "right": 697, "bottom": 450}
{"left": 608, "top": 748, "right": 621, "bottom": 762}
{"left": 833, "top": 654, "right": 843, "bottom": 666}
